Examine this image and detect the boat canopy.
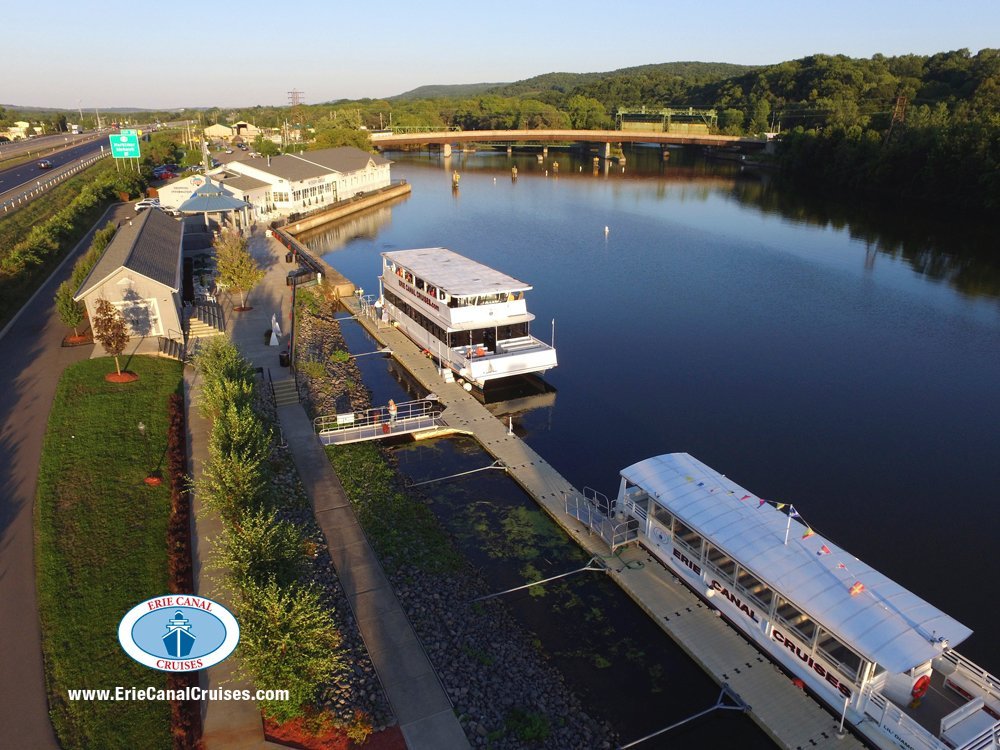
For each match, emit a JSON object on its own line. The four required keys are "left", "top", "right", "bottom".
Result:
{"left": 383, "top": 248, "right": 533, "bottom": 297}
{"left": 620, "top": 453, "right": 973, "bottom": 674}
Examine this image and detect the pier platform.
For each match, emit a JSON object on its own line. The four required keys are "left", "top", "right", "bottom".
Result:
{"left": 338, "top": 296, "right": 865, "bottom": 750}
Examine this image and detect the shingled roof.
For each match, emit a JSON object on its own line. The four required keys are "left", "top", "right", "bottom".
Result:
{"left": 74, "top": 209, "right": 183, "bottom": 299}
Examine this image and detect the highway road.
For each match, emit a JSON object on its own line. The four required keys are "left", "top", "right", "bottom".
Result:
{"left": 0, "top": 137, "right": 107, "bottom": 197}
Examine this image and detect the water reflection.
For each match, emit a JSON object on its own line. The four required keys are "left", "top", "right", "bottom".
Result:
{"left": 728, "top": 178, "right": 1000, "bottom": 301}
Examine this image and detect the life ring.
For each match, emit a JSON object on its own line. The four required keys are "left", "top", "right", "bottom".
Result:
{"left": 912, "top": 675, "right": 931, "bottom": 699}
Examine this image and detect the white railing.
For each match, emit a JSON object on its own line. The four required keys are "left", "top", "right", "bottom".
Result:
{"left": 314, "top": 398, "right": 442, "bottom": 445}
{"left": 564, "top": 487, "right": 638, "bottom": 552}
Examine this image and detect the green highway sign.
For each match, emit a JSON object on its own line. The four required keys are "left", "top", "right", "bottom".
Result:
{"left": 110, "top": 129, "right": 141, "bottom": 158}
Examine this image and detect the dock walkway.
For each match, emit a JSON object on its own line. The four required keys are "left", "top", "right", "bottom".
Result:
{"left": 340, "top": 296, "right": 865, "bottom": 750}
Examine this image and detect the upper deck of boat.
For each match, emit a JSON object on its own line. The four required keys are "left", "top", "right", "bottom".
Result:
{"left": 383, "top": 247, "right": 532, "bottom": 297}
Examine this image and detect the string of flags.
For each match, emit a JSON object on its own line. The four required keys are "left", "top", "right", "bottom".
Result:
{"left": 684, "top": 473, "right": 868, "bottom": 598}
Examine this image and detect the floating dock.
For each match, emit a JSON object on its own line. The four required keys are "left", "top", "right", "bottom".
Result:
{"left": 337, "top": 295, "right": 864, "bottom": 750}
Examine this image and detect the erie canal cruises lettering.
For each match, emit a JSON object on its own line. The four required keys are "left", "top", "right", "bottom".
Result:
{"left": 374, "top": 247, "right": 557, "bottom": 388}
{"left": 591, "top": 453, "right": 1000, "bottom": 750}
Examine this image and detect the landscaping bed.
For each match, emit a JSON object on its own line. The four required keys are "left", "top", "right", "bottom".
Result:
{"left": 35, "top": 356, "right": 184, "bottom": 750}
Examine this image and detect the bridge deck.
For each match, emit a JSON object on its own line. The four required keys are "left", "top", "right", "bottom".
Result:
{"left": 371, "top": 128, "right": 764, "bottom": 149}
{"left": 338, "top": 296, "right": 863, "bottom": 750}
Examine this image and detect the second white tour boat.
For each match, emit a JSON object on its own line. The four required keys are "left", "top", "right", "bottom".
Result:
{"left": 568, "top": 453, "right": 1000, "bottom": 750}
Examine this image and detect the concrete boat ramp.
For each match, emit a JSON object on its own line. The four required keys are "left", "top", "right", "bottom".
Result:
{"left": 335, "top": 296, "right": 864, "bottom": 750}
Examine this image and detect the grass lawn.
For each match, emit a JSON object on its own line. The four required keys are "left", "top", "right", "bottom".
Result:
{"left": 36, "top": 356, "right": 184, "bottom": 750}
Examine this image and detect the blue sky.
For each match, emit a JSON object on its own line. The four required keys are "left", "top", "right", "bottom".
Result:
{"left": 5, "top": 0, "right": 997, "bottom": 110}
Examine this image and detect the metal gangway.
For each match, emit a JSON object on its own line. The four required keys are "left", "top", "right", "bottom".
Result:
{"left": 315, "top": 398, "right": 444, "bottom": 446}
{"left": 564, "top": 487, "right": 640, "bottom": 553}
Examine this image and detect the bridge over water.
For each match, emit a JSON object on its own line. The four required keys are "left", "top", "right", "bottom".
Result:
{"left": 370, "top": 129, "right": 766, "bottom": 157}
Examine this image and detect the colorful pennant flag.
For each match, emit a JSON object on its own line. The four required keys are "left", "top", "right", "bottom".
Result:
{"left": 802, "top": 527, "right": 815, "bottom": 539}
{"left": 789, "top": 507, "right": 801, "bottom": 519}
{"left": 817, "top": 545, "right": 831, "bottom": 556}
{"left": 740, "top": 494, "right": 751, "bottom": 501}
{"left": 697, "top": 482, "right": 705, "bottom": 487}
{"left": 775, "top": 503, "right": 787, "bottom": 511}
{"left": 849, "top": 581, "right": 866, "bottom": 596}
{"left": 758, "top": 498, "right": 767, "bottom": 507}
{"left": 837, "top": 563, "right": 846, "bottom": 570}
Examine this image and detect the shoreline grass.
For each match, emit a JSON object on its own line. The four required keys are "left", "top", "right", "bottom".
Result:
{"left": 35, "top": 356, "right": 184, "bottom": 749}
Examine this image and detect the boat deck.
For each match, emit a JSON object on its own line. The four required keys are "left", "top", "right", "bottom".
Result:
{"left": 339, "top": 295, "right": 865, "bottom": 750}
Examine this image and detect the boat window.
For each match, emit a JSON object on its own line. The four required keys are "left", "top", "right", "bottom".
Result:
{"left": 672, "top": 519, "right": 702, "bottom": 557}
{"left": 652, "top": 505, "right": 673, "bottom": 528}
{"left": 404, "top": 272, "right": 413, "bottom": 283}
{"left": 816, "top": 628, "right": 862, "bottom": 681}
{"left": 705, "top": 544, "right": 736, "bottom": 582}
{"left": 416, "top": 278, "right": 424, "bottom": 291}
{"left": 427, "top": 285, "right": 436, "bottom": 297}
{"left": 775, "top": 597, "right": 817, "bottom": 645}
{"left": 735, "top": 567, "right": 774, "bottom": 611}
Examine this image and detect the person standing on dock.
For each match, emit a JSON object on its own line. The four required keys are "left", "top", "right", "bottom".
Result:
{"left": 388, "top": 399, "right": 397, "bottom": 426}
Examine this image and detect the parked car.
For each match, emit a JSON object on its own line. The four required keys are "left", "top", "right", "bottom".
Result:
{"left": 37, "top": 159, "right": 53, "bottom": 169}
{"left": 135, "top": 198, "right": 161, "bottom": 212}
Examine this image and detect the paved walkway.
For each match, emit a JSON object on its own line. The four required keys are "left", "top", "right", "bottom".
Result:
{"left": 213, "top": 229, "right": 468, "bottom": 749}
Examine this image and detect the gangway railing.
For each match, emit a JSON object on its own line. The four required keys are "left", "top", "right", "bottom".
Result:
{"left": 565, "top": 487, "right": 639, "bottom": 553}
{"left": 314, "top": 398, "right": 443, "bottom": 446}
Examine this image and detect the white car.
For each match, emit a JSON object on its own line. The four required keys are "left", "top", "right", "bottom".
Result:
{"left": 135, "top": 199, "right": 161, "bottom": 212}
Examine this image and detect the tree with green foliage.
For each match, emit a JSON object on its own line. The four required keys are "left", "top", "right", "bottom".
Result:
{"left": 253, "top": 135, "right": 280, "bottom": 156}
{"left": 215, "top": 508, "right": 305, "bottom": 590}
{"left": 309, "top": 125, "right": 372, "bottom": 151}
{"left": 92, "top": 298, "right": 129, "bottom": 375}
{"left": 234, "top": 578, "right": 345, "bottom": 723}
{"left": 54, "top": 280, "right": 85, "bottom": 337}
{"left": 566, "top": 95, "right": 610, "bottom": 130}
{"left": 214, "top": 226, "right": 264, "bottom": 310}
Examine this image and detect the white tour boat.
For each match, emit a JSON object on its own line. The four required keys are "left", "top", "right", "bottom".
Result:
{"left": 571, "top": 453, "right": 999, "bottom": 750}
{"left": 375, "top": 247, "right": 557, "bottom": 388}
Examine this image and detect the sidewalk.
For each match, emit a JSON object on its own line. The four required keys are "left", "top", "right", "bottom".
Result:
{"left": 220, "top": 229, "right": 469, "bottom": 750}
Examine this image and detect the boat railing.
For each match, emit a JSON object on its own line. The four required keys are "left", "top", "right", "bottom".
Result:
{"left": 861, "top": 688, "right": 948, "bottom": 750}
{"left": 564, "top": 487, "right": 638, "bottom": 553}
{"left": 937, "top": 651, "right": 1000, "bottom": 704}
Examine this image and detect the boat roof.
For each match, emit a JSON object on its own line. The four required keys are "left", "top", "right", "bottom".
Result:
{"left": 383, "top": 247, "right": 532, "bottom": 296}
{"left": 621, "top": 453, "right": 972, "bottom": 674}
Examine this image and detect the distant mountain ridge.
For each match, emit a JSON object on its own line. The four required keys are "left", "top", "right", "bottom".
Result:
{"left": 389, "top": 61, "right": 756, "bottom": 101}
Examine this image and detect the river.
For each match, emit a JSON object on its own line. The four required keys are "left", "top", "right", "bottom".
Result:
{"left": 302, "top": 146, "right": 1000, "bottom": 747}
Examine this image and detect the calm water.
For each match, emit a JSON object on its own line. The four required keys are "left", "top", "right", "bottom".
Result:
{"left": 305, "top": 147, "right": 1000, "bottom": 745}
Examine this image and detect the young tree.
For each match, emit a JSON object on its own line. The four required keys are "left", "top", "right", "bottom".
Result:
{"left": 92, "top": 298, "right": 129, "bottom": 375}
{"left": 54, "top": 280, "right": 85, "bottom": 337}
{"left": 214, "top": 226, "right": 265, "bottom": 311}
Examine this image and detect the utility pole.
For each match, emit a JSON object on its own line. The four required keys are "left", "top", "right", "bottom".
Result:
{"left": 288, "top": 88, "right": 305, "bottom": 146}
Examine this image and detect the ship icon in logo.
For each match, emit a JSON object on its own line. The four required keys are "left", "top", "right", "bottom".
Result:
{"left": 162, "top": 610, "right": 196, "bottom": 658}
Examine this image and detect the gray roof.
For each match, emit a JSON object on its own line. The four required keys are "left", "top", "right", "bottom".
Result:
{"left": 216, "top": 173, "right": 270, "bottom": 192}
{"left": 233, "top": 147, "right": 390, "bottom": 182}
{"left": 75, "top": 209, "right": 183, "bottom": 299}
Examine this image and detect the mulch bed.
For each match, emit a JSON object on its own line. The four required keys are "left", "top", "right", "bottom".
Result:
{"left": 264, "top": 717, "right": 405, "bottom": 750}
{"left": 104, "top": 371, "right": 139, "bottom": 383}
{"left": 62, "top": 333, "right": 93, "bottom": 347}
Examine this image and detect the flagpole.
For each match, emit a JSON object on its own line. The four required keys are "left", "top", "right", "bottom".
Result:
{"left": 784, "top": 505, "right": 793, "bottom": 546}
